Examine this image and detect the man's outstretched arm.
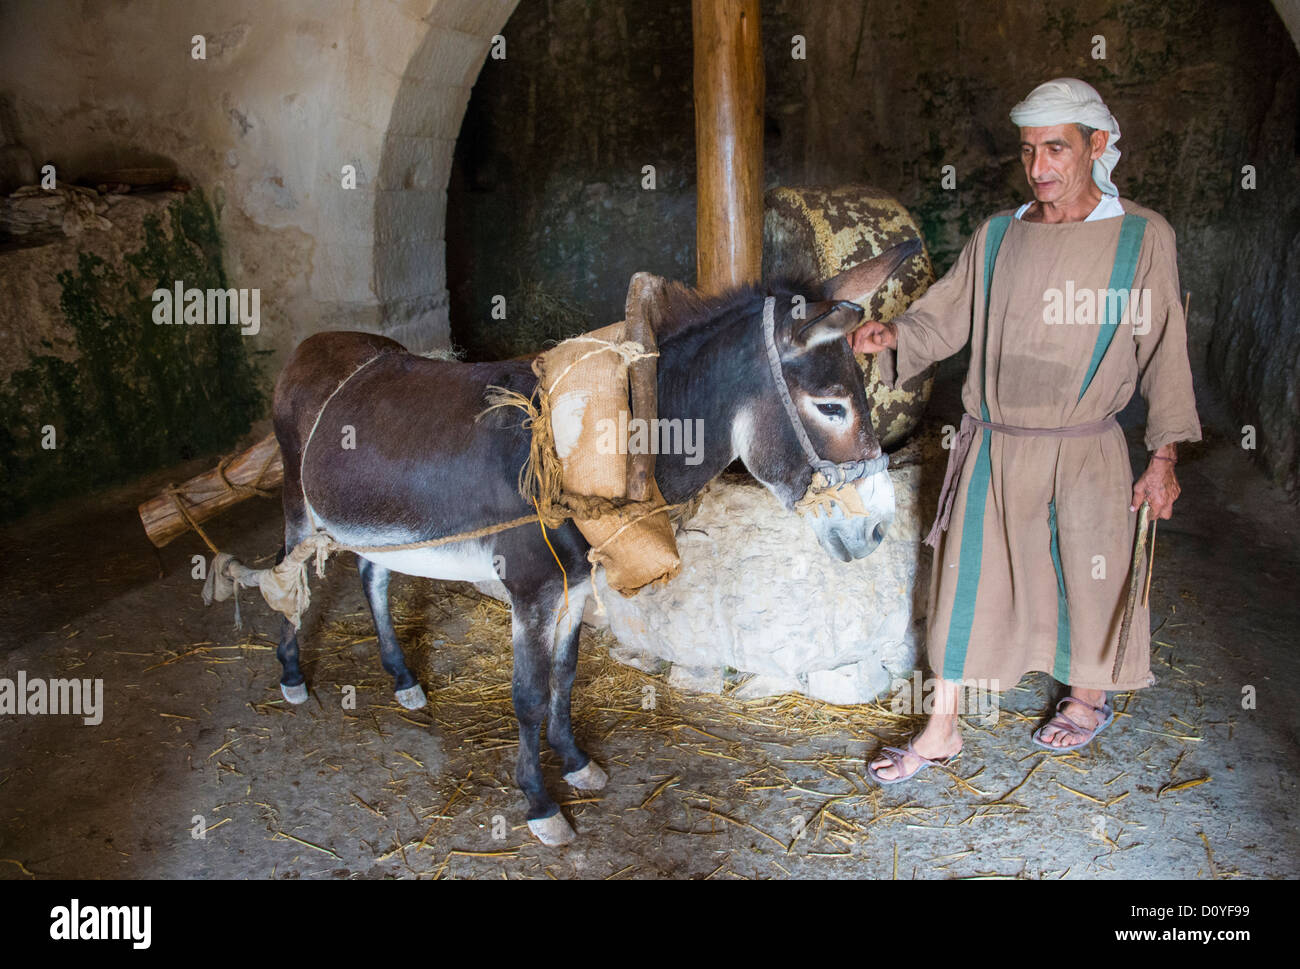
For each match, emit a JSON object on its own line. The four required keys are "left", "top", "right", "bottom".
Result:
{"left": 847, "top": 223, "right": 986, "bottom": 388}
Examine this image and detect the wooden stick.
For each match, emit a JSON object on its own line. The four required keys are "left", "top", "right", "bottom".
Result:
{"left": 138, "top": 433, "right": 283, "bottom": 547}
{"left": 1142, "top": 519, "right": 1156, "bottom": 608}
{"left": 1112, "top": 501, "right": 1151, "bottom": 682}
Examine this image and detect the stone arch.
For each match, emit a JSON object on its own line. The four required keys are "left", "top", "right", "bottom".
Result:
{"left": 371, "top": 0, "right": 520, "bottom": 353}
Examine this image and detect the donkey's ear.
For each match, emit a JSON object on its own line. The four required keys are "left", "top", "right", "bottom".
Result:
{"left": 792, "top": 299, "right": 865, "bottom": 349}
{"left": 822, "top": 237, "right": 923, "bottom": 305}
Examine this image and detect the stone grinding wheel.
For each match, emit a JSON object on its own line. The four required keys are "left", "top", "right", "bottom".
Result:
{"left": 762, "top": 185, "right": 937, "bottom": 448}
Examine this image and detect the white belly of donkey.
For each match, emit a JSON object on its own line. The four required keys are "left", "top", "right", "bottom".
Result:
{"left": 358, "top": 543, "right": 501, "bottom": 582}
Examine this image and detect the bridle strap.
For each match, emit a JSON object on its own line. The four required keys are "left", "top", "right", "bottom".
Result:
{"left": 763, "top": 297, "right": 833, "bottom": 475}
{"left": 761, "top": 296, "right": 888, "bottom": 488}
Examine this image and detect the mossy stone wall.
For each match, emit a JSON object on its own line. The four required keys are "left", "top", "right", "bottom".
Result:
{"left": 0, "top": 190, "right": 264, "bottom": 520}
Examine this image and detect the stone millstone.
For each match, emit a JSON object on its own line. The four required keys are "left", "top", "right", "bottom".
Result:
{"left": 589, "top": 426, "right": 947, "bottom": 705}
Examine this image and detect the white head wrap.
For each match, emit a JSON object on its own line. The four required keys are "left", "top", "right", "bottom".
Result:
{"left": 1009, "top": 78, "right": 1121, "bottom": 195}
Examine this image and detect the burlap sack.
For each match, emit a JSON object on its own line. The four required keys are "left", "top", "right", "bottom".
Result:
{"left": 530, "top": 320, "right": 680, "bottom": 596}
{"left": 575, "top": 477, "right": 681, "bottom": 596}
{"left": 536, "top": 321, "right": 629, "bottom": 499}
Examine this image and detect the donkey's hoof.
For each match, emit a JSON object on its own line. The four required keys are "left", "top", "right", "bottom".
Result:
{"left": 527, "top": 812, "right": 576, "bottom": 846}
{"left": 395, "top": 684, "right": 427, "bottom": 710}
{"left": 563, "top": 759, "right": 608, "bottom": 791}
{"left": 281, "top": 682, "right": 309, "bottom": 705}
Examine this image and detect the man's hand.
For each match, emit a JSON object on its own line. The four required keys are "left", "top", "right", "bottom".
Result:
{"left": 848, "top": 320, "right": 897, "bottom": 354}
{"left": 1130, "top": 447, "right": 1181, "bottom": 520}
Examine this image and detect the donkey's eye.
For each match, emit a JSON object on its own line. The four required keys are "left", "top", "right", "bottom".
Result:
{"left": 816, "top": 402, "right": 847, "bottom": 419}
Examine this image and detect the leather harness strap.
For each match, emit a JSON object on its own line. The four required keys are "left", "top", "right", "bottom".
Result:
{"left": 761, "top": 296, "right": 888, "bottom": 490}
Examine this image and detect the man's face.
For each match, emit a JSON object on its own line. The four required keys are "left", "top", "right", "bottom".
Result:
{"left": 1019, "top": 124, "right": 1106, "bottom": 204}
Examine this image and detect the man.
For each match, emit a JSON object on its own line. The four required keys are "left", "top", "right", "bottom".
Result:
{"left": 851, "top": 78, "right": 1202, "bottom": 781}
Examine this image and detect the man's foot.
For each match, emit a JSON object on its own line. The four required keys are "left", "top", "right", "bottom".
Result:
{"left": 868, "top": 726, "right": 962, "bottom": 781}
{"left": 1035, "top": 689, "right": 1110, "bottom": 748}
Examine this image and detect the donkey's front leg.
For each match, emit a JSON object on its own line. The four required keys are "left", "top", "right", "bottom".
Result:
{"left": 547, "top": 584, "right": 607, "bottom": 792}
{"left": 357, "top": 557, "right": 426, "bottom": 710}
{"left": 511, "top": 596, "right": 576, "bottom": 845}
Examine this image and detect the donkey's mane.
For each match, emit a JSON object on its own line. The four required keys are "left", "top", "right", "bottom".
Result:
{"left": 647, "top": 273, "right": 824, "bottom": 343}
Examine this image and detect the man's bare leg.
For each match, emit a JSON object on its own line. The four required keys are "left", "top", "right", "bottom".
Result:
{"left": 869, "top": 677, "right": 964, "bottom": 779}
{"left": 1037, "top": 686, "right": 1108, "bottom": 746}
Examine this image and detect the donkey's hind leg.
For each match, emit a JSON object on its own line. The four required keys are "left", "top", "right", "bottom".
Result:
{"left": 547, "top": 582, "right": 606, "bottom": 791}
{"left": 277, "top": 614, "right": 309, "bottom": 705}
{"left": 274, "top": 538, "right": 312, "bottom": 704}
{"left": 357, "top": 556, "right": 426, "bottom": 710}
{"left": 276, "top": 466, "right": 313, "bottom": 704}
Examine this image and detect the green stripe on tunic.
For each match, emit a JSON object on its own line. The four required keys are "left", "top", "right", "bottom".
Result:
{"left": 1077, "top": 215, "right": 1148, "bottom": 402}
{"left": 1048, "top": 497, "right": 1071, "bottom": 682}
{"left": 942, "top": 216, "right": 1010, "bottom": 681}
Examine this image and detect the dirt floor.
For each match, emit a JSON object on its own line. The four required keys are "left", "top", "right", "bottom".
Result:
{"left": 2, "top": 373, "right": 1298, "bottom": 880}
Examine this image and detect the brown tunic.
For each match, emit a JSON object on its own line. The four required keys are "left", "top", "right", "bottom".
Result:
{"left": 877, "top": 199, "right": 1201, "bottom": 690}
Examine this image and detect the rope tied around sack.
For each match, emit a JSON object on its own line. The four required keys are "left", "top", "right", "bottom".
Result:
{"left": 478, "top": 335, "right": 660, "bottom": 529}
{"left": 542, "top": 336, "right": 658, "bottom": 395}
{"left": 582, "top": 501, "right": 681, "bottom": 617}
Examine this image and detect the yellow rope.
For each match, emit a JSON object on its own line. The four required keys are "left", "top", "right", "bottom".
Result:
{"left": 532, "top": 497, "right": 569, "bottom": 623}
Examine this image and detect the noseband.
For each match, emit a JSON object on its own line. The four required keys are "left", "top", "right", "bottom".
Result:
{"left": 761, "top": 296, "right": 888, "bottom": 502}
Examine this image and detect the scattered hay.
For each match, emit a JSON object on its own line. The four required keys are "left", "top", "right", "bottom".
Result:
{"left": 148, "top": 578, "right": 1230, "bottom": 878}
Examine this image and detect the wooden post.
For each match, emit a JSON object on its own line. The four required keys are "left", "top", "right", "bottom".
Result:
{"left": 692, "top": 0, "right": 764, "bottom": 294}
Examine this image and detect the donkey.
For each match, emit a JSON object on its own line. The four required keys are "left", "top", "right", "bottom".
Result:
{"left": 271, "top": 239, "right": 919, "bottom": 844}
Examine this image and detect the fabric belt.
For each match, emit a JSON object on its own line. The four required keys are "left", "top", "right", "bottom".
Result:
{"left": 924, "top": 412, "right": 1119, "bottom": 548}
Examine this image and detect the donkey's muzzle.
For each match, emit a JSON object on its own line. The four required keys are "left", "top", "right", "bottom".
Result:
{"left": 798, "top": 467, "right": 896, "bottom": 561}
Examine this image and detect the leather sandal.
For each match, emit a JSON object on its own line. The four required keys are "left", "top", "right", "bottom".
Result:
{"left": 1031, "top": 695, "right": 1115, "bottom": 752}
{"left": 867, "top": 740, "right": 960, "bottom": 785}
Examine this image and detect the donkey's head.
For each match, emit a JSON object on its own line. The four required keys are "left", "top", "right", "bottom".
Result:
{"left": 738, "top": 239, "right": 921, "bottom": 561}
